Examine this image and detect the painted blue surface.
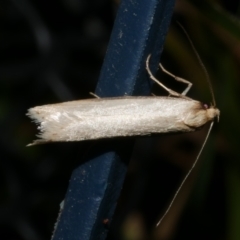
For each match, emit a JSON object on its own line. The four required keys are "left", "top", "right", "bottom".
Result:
{"left": 52, "top": 0, "right": 176, "bottom": 239}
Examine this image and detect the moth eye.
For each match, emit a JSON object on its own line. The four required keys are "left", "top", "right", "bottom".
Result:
{"left": 203, "top": 103, "right": 209, "bottom": 109}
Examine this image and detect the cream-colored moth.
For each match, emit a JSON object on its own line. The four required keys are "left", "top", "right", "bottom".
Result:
{"left": 27, "top": 55, "right": 219, "bottom": 146}
{"left": 27, "top": 53, "right": 220, "bottom": 227}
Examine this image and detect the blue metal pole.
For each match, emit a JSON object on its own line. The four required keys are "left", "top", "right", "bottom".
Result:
{"left": 52, "top": 0, "right": 176, "bottom": 239}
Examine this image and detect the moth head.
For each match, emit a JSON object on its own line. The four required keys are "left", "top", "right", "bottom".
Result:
{"left": 184, "top": 103, "right": 220, "bottom": 128}
{"left": 203, "top": 104, "right": 220, "bottom": 122}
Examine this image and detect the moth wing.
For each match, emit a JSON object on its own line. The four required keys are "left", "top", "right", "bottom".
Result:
{"left": 27, "top": 97, "right": 204, "bottom": 145}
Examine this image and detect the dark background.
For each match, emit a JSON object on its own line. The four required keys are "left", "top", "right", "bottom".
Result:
{"left": 1, "top": 0, "right": 240, "bottom": 239}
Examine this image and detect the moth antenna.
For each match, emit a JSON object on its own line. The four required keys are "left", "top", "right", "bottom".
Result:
{"left": 156, "top": 121, "right": 214, "bottom": 227}
{"left": 89, "top": 92, "right": 100, "bottom": 99}
{"left": 176, "top": 21, "right": 216, "bottom": 107}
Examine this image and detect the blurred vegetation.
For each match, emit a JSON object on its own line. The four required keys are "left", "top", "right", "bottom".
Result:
{"left": 0, "top": 0, "right": 240, "bottom": 240}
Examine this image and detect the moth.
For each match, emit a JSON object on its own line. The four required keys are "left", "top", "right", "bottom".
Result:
{"left": 27, "top": 55, "right": 219, "bottom": 146}
{"left": 27, "top": 54, "right": 220, "bottom": 227}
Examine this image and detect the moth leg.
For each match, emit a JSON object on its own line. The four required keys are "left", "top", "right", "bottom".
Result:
{"left": 159, "top": 64, "right": 192, "bottom": 96}
{"left": 89, "top": 92, "right": 100, "bottom": 99}
{"left": 146, "top": 55, "right": 181, "bottom": 97}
